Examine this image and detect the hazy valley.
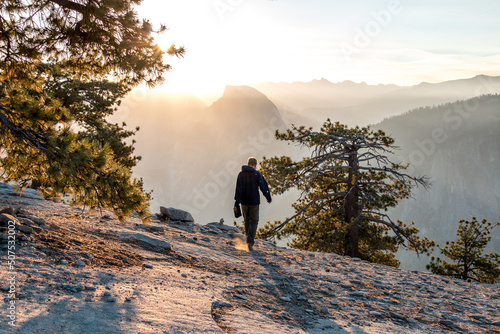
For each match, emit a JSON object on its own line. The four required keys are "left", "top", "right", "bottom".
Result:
{"left": 112, "top": 75, "right": 500, "bottom": 271}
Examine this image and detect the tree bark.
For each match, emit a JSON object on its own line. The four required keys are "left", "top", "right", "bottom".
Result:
{"left": 346, "top": 150, "right": 360, "bottom": 258}
{"left": 49, "top": 0, "right": 90, "bottom": 14}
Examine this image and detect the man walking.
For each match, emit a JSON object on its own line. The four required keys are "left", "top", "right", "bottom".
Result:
{"left": 234, "top": 157, "right": 272, "bottom": 251}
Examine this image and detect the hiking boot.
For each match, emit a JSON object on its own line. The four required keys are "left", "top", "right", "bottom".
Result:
{"left": 247, "top": 243, "right": 253, "bottom": 251}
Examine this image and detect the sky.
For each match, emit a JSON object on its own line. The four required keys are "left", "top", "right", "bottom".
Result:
{"left": 137, "top": 0, "right": 500, "bottom": 99}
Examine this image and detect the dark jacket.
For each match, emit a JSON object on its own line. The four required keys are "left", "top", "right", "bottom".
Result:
{"left": 234, "top": 165, "right": 272, "bottom": 206}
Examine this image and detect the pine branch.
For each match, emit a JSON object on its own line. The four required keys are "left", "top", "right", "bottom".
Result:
{"left": 273, "top": 193, "right": 345, "bottom": 233}
{"left": 49, "top": 0, "right": 91, "bottom": 14}
{"left": 0, "top": 105, "right": 53, "bottom": 156}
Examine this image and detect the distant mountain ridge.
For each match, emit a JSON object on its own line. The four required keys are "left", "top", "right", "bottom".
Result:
{"left": 253, "top": 75, "right": 500, "bottom": 127}
{"left": 253, "top": 78, "right": 400, "bottom": 111}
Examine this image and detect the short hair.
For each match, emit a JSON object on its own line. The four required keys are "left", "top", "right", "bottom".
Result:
{"left": 247, "top": 157, "right": 258, "bottom": 167}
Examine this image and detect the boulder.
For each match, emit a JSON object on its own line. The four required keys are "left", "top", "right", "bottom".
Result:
{"left": 120, "top": 231, "right": 172, "bottom": 253}
{"left": 0, "top": 213, "right": 18, "bottom": 227}
{"left": 17, "top": 214, "right": 46, "bottom": 226}
{"left": 0, "top": 206, "right": 15, "bottom": 215}
{"left": 17, "top": 217, "right": 35, "bottom": 226}
{"left": 74, "top": 260, "right": 86, "bottom": 267}
{"left": 17, "top": 225, "right": 34, "bottom": 234}
{"left": 159, "top": 207, "right": 194, "bottom": 222}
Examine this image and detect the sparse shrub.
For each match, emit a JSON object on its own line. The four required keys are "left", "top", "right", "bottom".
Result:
{"left": 427, "top": 218, "right": 500, "bottom": 283}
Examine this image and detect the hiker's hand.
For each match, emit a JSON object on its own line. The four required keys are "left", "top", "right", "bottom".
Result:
{"left": 268, "top": 199, "right": 272, "bottom": 204}
{"left": 233, "top": 206, "right": 237, "bottom": 211}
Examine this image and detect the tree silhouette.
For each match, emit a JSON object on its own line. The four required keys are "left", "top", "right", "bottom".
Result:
{"left": 259, "top": 120, "right": 434, "bottom": 267}
{"left": 0, "top": 0, "right": 185, "bottom": 220}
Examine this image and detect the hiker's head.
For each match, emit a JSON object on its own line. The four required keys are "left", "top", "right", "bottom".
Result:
{"left": 247, "top": 157, "right": 258, "bottom": 168}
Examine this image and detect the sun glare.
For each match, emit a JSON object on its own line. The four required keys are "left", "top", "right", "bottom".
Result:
{"left": 159, "top": 70, "right": 226, "bottom": 100}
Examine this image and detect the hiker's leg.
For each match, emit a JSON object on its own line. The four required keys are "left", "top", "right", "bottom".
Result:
{"left": 246, "top": 205, "right": 260, "bottom": 246}
{"left": 241, "top": 205, "right": 251, "bottom": 236}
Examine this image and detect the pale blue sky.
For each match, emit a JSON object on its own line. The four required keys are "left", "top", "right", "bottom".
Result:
{"left": 138, "top": 0, "right": 500, "bottom": 97}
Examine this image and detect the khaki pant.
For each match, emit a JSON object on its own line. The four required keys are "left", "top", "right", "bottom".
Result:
{"left": 241, "top": 205, "right": 259, "bottom": 245}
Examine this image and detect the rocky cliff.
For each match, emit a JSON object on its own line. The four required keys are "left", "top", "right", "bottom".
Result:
{"left": 1, "top": 185, "right": 499, "bottom": 333}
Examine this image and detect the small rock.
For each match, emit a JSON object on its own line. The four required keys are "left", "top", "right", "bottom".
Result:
{"left": 17, "top": 215, "right": 46, "bottom": 226}
{"left": 234, "top": 294, "right": 248, "bottom": 300}
{"left": 280, "top": 297, "right": 292, "bottom": 302}
{"left": 439, "top": 320, "right": 454, "bottom": 328}
{"left": 305, "top": 309, "right": 314, "bottom": 314}
{"left": 125, "top": 297, "right": 132, "bottom": 302}
{"left": 103, "top": 291, "right": 112, "bottom": 297}
{"left": 61, "top": 284, "right": 84, "bottom": 293}
{"left": 211, "top": 301, "right": 234, "bottom": 313}
{"left": 390, "top": 311, "right": 406, "bottom": 321}
{"left": 471, "top": 315, "right": 486, "bottom": 321}
{"left": 85, "top": 296, "right": 93, "bottom": 302}
{"left": 148, "top": 225, "right": 165, "bottom": 233}
{"left": 350, "top": 291, "right": 368, "bottom": 298}
{"left": 297, "top": 296, "right": 307, "bottom": 301}
{"left": 121, "top": 232, "right": 171, "bottom": 253}
{"left": 0, "top": 207, "right": 15, "bottom": 215}
{"left": 85, "top": 286, "right": 97, "bottom": 292}
{"left": 0, "top": 213, "right": 17, "bottom": 227}
{"left": 144, "top": 264, "right": 153, "bottom": 269}
{"left": 320, "top": 306, "right": 329, "bottom": 314}
{"left": 60, "top": 259, "right": 68, "bottom": 265}
{"left": 74, "top": 260, "right": 86, "bottom": 267}
{"left": 207, "top": 223, "right": 240, "bottom": 233}
{"left": 105, "top": 296, "right": 116, "bottom": 303}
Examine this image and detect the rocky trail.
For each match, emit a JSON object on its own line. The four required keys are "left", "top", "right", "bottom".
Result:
{"left": 0, "top": 183, "right": 499, "bottom": 333}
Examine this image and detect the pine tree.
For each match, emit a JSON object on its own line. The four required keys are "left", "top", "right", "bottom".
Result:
{"left": 259, "top": 120, "right": 434, "bottom": 267}
{"left": 427, "top": 218, "right": 500, "bottom": 283}
{"left": 0, "top": 0, "right": 185, "bottom": 220}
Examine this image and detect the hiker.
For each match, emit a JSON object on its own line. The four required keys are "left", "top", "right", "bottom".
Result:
{"left": 234, "top": 157, "right": 272, "bottom": 251}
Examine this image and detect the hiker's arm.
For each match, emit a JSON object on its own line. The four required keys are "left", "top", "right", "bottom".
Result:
{"left": 259, "top": 174, "right": 272, "bottom": 203}
{"left": 234, "top": 173, "right": 242, "bottom": 207}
